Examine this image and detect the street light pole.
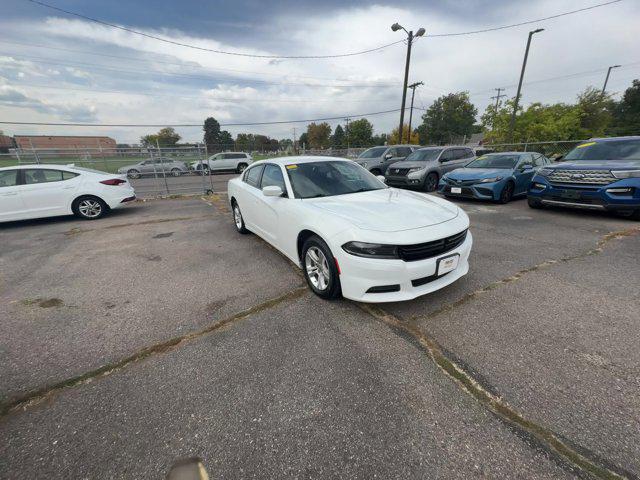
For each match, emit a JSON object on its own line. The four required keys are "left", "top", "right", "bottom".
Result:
{"left": 407, "top": 81, "right": 423, "bottom": 140}
{"left": 602, "top": 65, "right": 621, "bottom": 95}
{"left": 508, "top": 28, "right": 544, "bottom": 143}
{"left": 392, "top": 23, "right": 425, "bottom": 144}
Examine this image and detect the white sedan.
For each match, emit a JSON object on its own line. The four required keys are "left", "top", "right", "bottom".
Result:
{"left": 228, "top": 156, "right": 472, "bottom": 303}
{"left": 0, "top": 164, "right": 136, "bottom": 223}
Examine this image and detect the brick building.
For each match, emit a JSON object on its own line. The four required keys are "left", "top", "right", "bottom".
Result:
{"left": 0, "top": 135, "right": 15, "bottom": 153}
{"left": 13, "top": 135, "right": 117, "bottom": 152}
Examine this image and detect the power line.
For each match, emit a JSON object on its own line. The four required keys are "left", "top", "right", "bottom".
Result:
{"left": 25, "top": 0, "right": 406, "bottom": 59}
{"left": 1, "top": 52, "right": 400, "bottom": 89}
{"left": 428, "top": 0, "right": 623, "bottom": 37}
{"left": 0, "top": 40, "right": 401, "bottom": 84}
{"left": 0, "top": 108, "right": 409, "bottom": 128}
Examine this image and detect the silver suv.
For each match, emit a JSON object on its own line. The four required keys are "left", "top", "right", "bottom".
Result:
{"left": 191, "top": 152, "right": 253, "bottom": 175}
{"left": 385, "top": 146, "right": 476, "bottom": 192}
{"left": 354, "top": 145, "right": 416, "bottom": 176}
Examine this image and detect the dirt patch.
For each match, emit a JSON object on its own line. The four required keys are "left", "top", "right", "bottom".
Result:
{"left": 153, "top": 232, "right": 174, "bottom": 239}
{"left": 21, "top": 298, "right": 64, "bottom": 308}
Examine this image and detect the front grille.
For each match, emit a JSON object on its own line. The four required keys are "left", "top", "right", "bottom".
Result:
{"left": 446, "top": 178, "right": 477, "bottom": 186}
{"left": 398, "top": 230, "right": 468, "bottom": 262}
{"left": 548, "top": 169, "right": 615, "bottom": 185}
{"left": 388, "top": 168, "right": 410, "bottom": 176}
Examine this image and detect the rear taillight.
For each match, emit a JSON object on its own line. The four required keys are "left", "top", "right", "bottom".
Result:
{"left": 100, "top": 179, "right": 127, "bottom": 186}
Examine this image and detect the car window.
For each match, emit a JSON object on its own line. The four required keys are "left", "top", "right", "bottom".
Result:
{"left": 440, "top": 150, "right": 454, "bottom": 162}
{"left": 261, "top": 164, "right": 286, "bottom": 194}
{"left": 464, "top": 149, "right": 475, "bottom": 159}
{"left": 243, "top": 165, "right": 264, "bottom": 188}
{"left": 565, "top": 140, "right": 640, "bottom": 161}
{"left": 233, "top": 154, "right": 245, "bottom": 159}
{"left": 404, "top": 148, "right": 443, "bottom": 162}
{"left": 24, "top": 169, "right": 75, "bottom": 184}
{"left": 386, "top": 148, "right": 398, "bottom": 157}
{"left": 466, "top": 154, "right": 519, "bottom": 169}
{"left": 0, "top": 169, "right": 19, "bottom": 187}
{"left": 358, "top": 147, "right": 387, "bottom": 159}
{"left": 396, "top": 147, "right": 413, "bottom": 157}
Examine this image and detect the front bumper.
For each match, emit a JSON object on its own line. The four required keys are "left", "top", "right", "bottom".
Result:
{"left": 336, "top": 232, "right": 473, "bottom": 303}
{"left": 385, "top": 174, "right": 423, "bottom": 188}
{"left": 438, "top": 179, "right": 502, "bottom": 201}
{"left": 527, "top": 176, "right": 640, "bottom": 211}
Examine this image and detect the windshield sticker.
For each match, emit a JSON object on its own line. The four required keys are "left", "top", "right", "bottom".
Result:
{"left": 577, "top": 142, "right": 596, "bottom": 148}
{"left": 286, "top": 164, "right": 298, "bottom": 169}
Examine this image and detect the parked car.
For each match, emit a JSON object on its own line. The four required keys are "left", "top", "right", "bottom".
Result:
{"left": 527, "top": 136, "right": 640, "bottom": 219}
{"left": 191, "top": 152, "right": 253, "bottom": 175}
{"left": 0, "top": 164, "right": 136, "bottom": 222}
{"left": 354, "top": 145, "right": 416, "bottom": 175}
{"left": 439, "top": 152, "right": 550, "bottom": 203}
{"left": 117, "top": 157, "right": 189, "bottom": 179}
{"left": 228, "top": 156, "right": 472, "bottom": 303}
{"left": 385, "top": 146, "right": 476, "bottom": 192}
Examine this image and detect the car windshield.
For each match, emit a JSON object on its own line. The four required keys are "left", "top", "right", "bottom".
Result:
{"left": 358, "top": 147, "right": 387, "bottom": 158}
{"left": 466, "top": 154, "right": 520, "bottom": 169}
{"left": 404, "top": 149, "right": 443, "bottom": 162}
{"left": 564, "top": 140, "right": 640, "bottom": 161}
{"left": 286, "top": 161, "right": 386, "bottom": 199}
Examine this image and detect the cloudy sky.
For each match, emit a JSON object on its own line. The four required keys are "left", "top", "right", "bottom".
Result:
{"left": 0, "top": 0, "right": 638, "bottom": 144}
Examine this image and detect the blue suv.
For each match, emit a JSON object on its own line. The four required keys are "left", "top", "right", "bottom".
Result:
{"left": 527, "top": 136, "right": 640, "bottom": 220}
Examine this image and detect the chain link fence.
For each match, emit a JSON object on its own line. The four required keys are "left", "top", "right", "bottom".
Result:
{"left": 481, "top": 140, "right": 586, "bottom": 159}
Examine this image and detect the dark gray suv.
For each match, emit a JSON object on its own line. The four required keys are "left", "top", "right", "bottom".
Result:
{"left": 354, "top": 145, "right": 416, "bottom": 175}
{"left": 385, "top": 146, "right": 476, "bottom": 192}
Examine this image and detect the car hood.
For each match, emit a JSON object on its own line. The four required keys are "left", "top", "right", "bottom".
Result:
{"left": 447, "top": 168, "right": 513, "bottom": 180}
{"left": 306, "top": 188, "right": 459, "bottom": 232}
{"left": 550, "top": 160, "right": 640, "bottom": 170}
{"left": 388, "top": 160, "right": 436, "bottom": 170}
{"left": 355, "top": 158, "right": 380, "bottom": 165}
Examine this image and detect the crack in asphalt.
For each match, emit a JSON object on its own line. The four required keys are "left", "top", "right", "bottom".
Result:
{"left": 357, "top": 226, "right": 640, "bottom": 479}
{"left": 0, "top": 286, "right": 308, "bottom": 419}
{"left": 63, "top": 215, "right": 212, "bottom": 236}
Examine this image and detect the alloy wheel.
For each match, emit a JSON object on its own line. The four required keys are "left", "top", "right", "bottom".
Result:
{"left": 305, "top": 246, "right": 330, "bottom": 291}
{"left": 233, "top": 205, "right": 243, "bottom": 229}
{"left": 78, "top": 199, "right": 102, "bottom": 218}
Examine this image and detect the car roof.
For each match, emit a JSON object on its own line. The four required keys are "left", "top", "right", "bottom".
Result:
{"left": 588, "top": 136, "right": 640, "bottom": 142}
{"left": 251, "top": 156, "right": 352, "bottom": 167}
{"left": 215, "top": 151, "right": 248, "bottom": 154}
{"left": 0, "top": 163, "right": 77, "bottom": 171}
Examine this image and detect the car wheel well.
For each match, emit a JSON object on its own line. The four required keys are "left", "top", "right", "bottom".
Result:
{"left": 229, "top": 196, "right": 237, "bottom": 207}
{"left": 297, "top": 229, "right": 321, "bottom": 262}
{"left": 72, "top": 194, "right": 109, "bottom": 210}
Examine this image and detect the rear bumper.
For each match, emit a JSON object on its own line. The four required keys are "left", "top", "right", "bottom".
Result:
{"left": 336, "top": 232, "right": 472, "bottom": 303}
{"left": 527, "top": 176, "right": 640, "bottom": 211}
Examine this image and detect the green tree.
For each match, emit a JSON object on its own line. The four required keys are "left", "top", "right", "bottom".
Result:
{"left": 203, "top": 117, "right": 221, "bottom": 150}
{"left": 347, "top": 118, "right": 373, "bottom": 147}
{"left": 306, "top": 122, "right": 332, "bottom": 149}
{"left": 371, "top": 133, "right": 387, "bottom": 146}
{"left": 419, "top": 92, "right": 477, "bottom": 145}
{"left": 388, "top": 124, "right": 419, "bottom": 144}
{"left": 298, "top": 132, "right": 309, "bottom": 149}
{"left": 610, "top": 79, "right": 640, "bottom": 136}
{"left": 235, "top": 133, "right": 254, "bottom": 151}
{"left": 140, "top": 127, "right": 181, "bottom": 147}
{"left": 219, "top": 130, "right": 234, "bottom": 150}
{"left": 332, "top": 124, "right": 345, "bottom": 148}
{"left": 576, "top": 87, "right": 614, "bottom": 138}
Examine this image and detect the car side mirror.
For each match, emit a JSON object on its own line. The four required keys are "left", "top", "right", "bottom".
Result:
{"left": 384, "top": 153, "right": 393, "bottom": 160}
{"left": 262, "top": 185, "right": 283, "bottom": 197}
{"left": 377, "top": 175, "right": 386, "bottom": 184}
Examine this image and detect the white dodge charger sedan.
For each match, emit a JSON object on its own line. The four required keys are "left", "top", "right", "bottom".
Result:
{"left": 0, "top": 164, "right": 136, "bottom": 223}
{"left": 228, "top": 156, "right": 472, "bottom": 303}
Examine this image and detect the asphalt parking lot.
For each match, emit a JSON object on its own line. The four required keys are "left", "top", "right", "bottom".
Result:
{"left": 129, "top": 173, "right": 237, "bottom": 198}
{"left": 1, "top": 194, "right": 638, "bottom": 479}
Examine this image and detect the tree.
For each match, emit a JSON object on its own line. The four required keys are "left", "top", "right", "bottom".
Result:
{"left": 306, "top": 122, "right": 332, "bottom": 149}
{"left": 332, "top": 124, "right": 345, "bottom": 148}
{"left": 298, "top": 132, "right": 309, "bottom": 149}
{"left": 388, "top": 124, "right": 420, "bottom": 144}
{"left": 419, "top": 92, "right": 477, "bottom": 145}
{"left": 609, "top": 79, "right": 640, "bottom": 136}
{"left": 140, "top": 127, "right": 181, "bottom": 147}
{"left": 371, "top": 133, "right": 388, "bottom": 146}
{"left": 219, "top": 130, "right": 234, "bottom": 150}
{"left": 203, "top": 117, "right": 221, "bottom": 151}
{"left": 576, "top": 87, "right": 614, "bottom": 138}
{"left": 347, "top": 118, "right": 373, "bottom": 147}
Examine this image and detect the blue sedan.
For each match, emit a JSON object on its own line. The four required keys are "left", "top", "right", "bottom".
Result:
{"left": 438, "top": 152, "right": 550, "bottom": 203}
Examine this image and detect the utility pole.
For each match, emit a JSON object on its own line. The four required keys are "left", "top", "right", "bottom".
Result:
{"left": 391, "top": 23, "right": 425, "bottom": 144}
{"left": 602, "top": 65, "right": 621, "bottom": 95}
{"left": 490, "top": 87, "right": 506, "bottom": 126}
{"left": 508, "top": 28, "right": 544, "bottom": 142}
{"left": 344, "top": 117, "right": 351, "bottom": 151}
{"left": 407, "top": 81, "right": 423, "bottom": 141}
{"left": 292, "top": 127, "right": 297, "bottom": 154}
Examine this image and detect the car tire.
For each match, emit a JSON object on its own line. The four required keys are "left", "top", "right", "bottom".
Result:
{"left": 423, "top": 172, "right": 439, "bottom": 192}
{"left": 231, "top": 200, "right": 249, "bottom": 234}
{"left": 171, "top": 168, "right": 182, "bottom": 177}
{"left": 527, "top": 196, "right": 543, "bottom": 209}
{"left": 616, "top": 209, "right": 640, "bottom": 221}
{"left": 72, "top": 195, "right": 108, "bottom": 220}
{"left": 127, "top": 169, "right": 141, "bottom": 179}
{"left": 498, "top": 181, "right": 514, "bottom": 204}
{"left": 302, "top": 235, "right": 341, "bottom": 300}
{"left": 237, "top": 163, "right": 248, "bottom": 174}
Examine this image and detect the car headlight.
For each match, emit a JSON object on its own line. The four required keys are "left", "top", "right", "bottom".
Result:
{"left": 538, "top": 168, "right": 554, "bottom": 177}
{"left": 480, "top": 176, "right": 503, "bottom": 183}
{"left": 408, "top": 167, "right": 424, "bottom": 173}
{"left": 342, "top": 241, "right": 399, "bottom": 259}
{"left": 407, "top": 167, "right": 426, "bottom": 178}
{"left": 611, "top": 170, "right": 640, "bottom": 179}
